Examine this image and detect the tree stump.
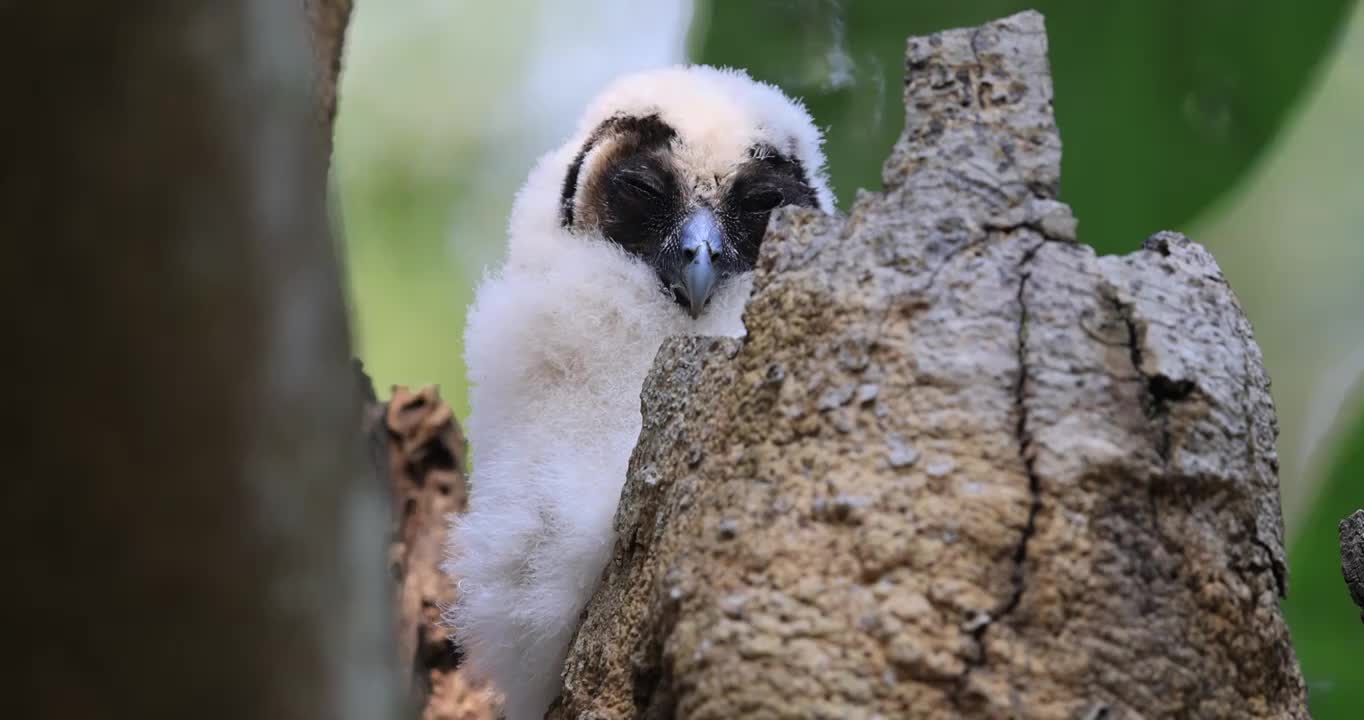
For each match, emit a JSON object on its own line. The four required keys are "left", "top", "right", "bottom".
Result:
{"left": 552, "top": 11, "right": 1306, "bottom": 719}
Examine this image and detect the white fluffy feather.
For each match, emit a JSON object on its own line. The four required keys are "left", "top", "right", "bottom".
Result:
{"left": 444, "top": 65, "right": 832, "bottom": 720}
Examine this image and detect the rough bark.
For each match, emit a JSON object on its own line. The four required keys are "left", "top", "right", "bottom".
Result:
{"left": 305, "top": 0, "right": 354, "bottom": 156}
{"left": 1342, "top": 509, "right": 1364, "bottom": 622}
{"left": 553, "top": 11, "right": 1306, "bottom": 720}
{"left": 4, "top": 2, "right": 390, "bottom": 719}
{"left": 369, "top": 382, "right": 499, "bottom": 719}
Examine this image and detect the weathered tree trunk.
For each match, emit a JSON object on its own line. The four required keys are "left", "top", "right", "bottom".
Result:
{"left": 3, "top": 2, "right": 392, "bottom": 718}
{"left": 553, "top": 12, "right": 1306, "bottom": 719}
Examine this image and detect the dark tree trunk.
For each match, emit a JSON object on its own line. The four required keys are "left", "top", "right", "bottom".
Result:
{"left": 2, "top": 2, "right": 389, "bottom": 718}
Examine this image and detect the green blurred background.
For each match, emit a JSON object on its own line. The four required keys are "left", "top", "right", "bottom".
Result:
{"left": 335, "top": 2, "right": 1363, "bottom": 715}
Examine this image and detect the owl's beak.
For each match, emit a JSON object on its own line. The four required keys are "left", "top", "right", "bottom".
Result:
{"left": 673, "top": 208, "right": 722, "bottom": 319}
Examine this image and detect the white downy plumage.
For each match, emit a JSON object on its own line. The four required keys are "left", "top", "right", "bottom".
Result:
{"left": 444, "top": 65, "right": 833, "bottom": 720}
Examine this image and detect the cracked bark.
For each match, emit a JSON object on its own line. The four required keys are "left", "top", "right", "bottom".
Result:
{"left": 549, "top": 11, "right": 1306, "bottom": 720}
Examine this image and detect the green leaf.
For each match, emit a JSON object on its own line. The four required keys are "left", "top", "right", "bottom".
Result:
{"left": 690, "top": 0, "right": 1354, "bottom": 254}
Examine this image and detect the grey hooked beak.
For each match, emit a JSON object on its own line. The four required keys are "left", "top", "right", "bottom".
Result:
{"left": 675, "top": 208, "right": 721, "bottom": 319}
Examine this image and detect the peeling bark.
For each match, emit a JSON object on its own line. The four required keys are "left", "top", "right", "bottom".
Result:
{"left": 552, "top": 11, "right": 1306, "bottom": 719}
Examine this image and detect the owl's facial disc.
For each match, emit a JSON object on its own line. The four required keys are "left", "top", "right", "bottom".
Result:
{"left": 561, "top": 114, "right": 819, "bottom": 318}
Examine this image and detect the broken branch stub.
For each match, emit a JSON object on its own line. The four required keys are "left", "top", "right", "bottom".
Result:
{"left": 552, "top": 10, "right": 1306, "bottom": 720}
{"left": 362, "top": 375, "right": 500, "bottom": 720}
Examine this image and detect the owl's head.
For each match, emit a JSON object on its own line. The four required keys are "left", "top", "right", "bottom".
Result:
{"left": 524, "top": 65, "right": 835, "bottom": 319}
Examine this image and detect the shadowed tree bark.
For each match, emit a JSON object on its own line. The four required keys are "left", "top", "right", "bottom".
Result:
{"left": 549, "top": 12, "right": 1307, "bottom": 719}
{"left": 2, "top": 2, "right": 391, "bottom": 718}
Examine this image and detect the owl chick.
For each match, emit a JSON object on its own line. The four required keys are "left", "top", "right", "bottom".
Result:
{"left": 444, "top": 65, "right": 834, "bottom": 720}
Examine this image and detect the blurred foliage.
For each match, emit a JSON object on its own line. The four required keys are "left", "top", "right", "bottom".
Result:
{"left": 340, "top": 162, "right": 475, "bottom": 415}
{"left": 1285, "top": 403, "right": 1364, "bottom": 717}
{"left": 335, "top": 1, "right": 537, "bottom": 419}
{"left": 692, "top": 0, "right": 1354, "bottom": 255}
